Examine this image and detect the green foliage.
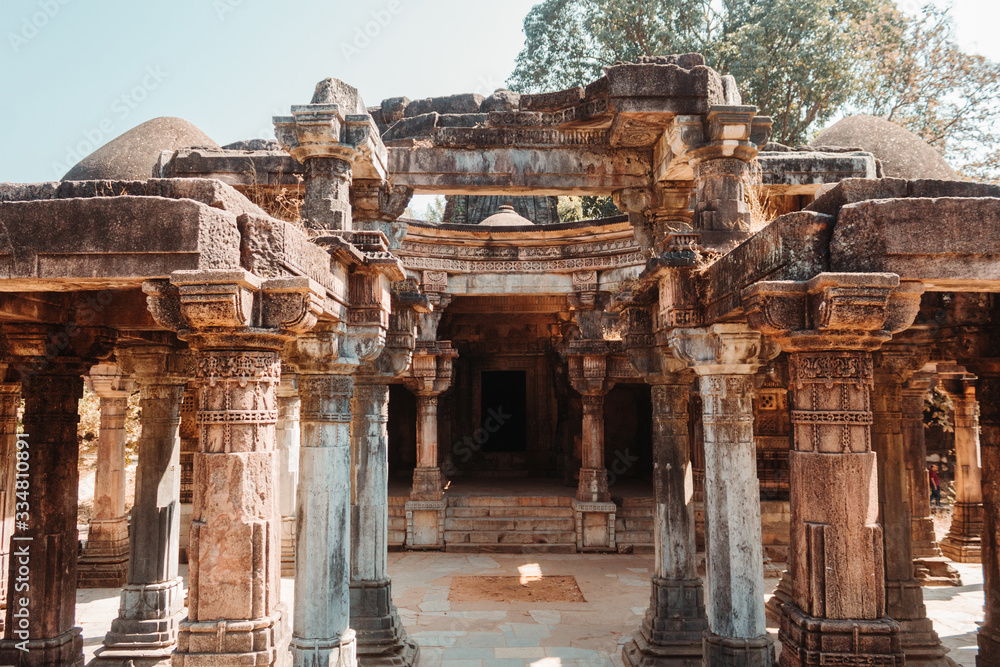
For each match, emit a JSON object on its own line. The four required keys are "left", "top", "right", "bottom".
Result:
{"left": 923, "top": 384, "right": 954, "bottom": 433}
{"left": 403, "top": 196, "right": 447, "bottom": 222}
{"left": 510, "top": 0, "right": 1000, "bottom": 176}
{"left": 581, "top": 195, "right": 620, "bottom": 219}
{"left": 557, "top": 195, "right": 585, "bottom": 222}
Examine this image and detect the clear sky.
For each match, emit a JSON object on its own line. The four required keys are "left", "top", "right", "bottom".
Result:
{"left": 0, "top": 0, "right": 997, "bottom": 184}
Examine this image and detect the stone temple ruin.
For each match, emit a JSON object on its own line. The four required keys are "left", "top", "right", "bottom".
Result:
{"left": 0, "top": 53, "right": 998, "bottom": 667}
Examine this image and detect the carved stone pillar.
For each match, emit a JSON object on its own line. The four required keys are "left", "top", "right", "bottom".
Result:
{"left": 77, "top": 363, "right": 135, "bottom": 588}
{"left": 567, "top": 340, "right": 617, "bottom": 551}
{"left": 404, "top": 341, "right": 456, "bottom": 549}
{"left": 351, "top": 300, "right": 419, "bottom": 667}
{"left": 744, "top": 273, "right": 922, "bottom": 667}
{"left": 276, "top": 369, "right": 300, "bottom": 577}
{"left": 622, "top": 377, "right": 706, "bottom": 667}
{"left": 941, "top": 375, "right": 984, "bottom": 563}
{"left": 94, "top": 346, "right": 191, "bottom": 665}
{"left": 177, "top": 386, "right": 197, "bottom": 564}
{"left": 301, "top": 157, "right": 353, "bottom": 232}
{"left": 670, "top": 323, "right": 776, "bottom": 666}
{"left": 903, "top": 373, "right": 940, "bottom": 559}
{"left": 0, "top": 324, "right": 114, "bottom": 667}
{"left": 144, "top": 270, "right": 322, "bottom": 667}
{"left": 973, "top": 355, "right": 1000, "bottom": 666}
{"left": 873, "top": 346, "right": 953, "bottom": 667}
{"left": 0, "top": 377, "right": 19, "bottom": 634}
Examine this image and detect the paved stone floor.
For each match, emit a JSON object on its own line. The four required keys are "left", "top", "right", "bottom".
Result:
{"left": 76, "top": 555, "right": 984, "bottom": 666}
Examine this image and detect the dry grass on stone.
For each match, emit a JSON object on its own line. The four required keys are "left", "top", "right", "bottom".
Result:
{"left": 448, "top": 575, "right": 586, "bottom": 603}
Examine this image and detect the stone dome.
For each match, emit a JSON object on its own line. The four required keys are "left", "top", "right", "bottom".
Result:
{"left": 62, "top": 117, "right": 218, "bottom": 181}
{"left": 479, "top": 204, "right": 534, "bottom": 227}
{"left": 812, "top": 115, "right": 960, "bottom": 181}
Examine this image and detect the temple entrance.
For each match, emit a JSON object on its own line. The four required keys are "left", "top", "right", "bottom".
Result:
{"left": 480, "top": 370, "right": 528, "bottom": 453}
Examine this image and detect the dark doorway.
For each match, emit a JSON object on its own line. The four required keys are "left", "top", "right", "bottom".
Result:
{"left": 480, "top": 370, "right": 527, "bottom": 453}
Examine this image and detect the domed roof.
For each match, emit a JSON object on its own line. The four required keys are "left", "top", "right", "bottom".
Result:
{"left": 480, "top": 204, "right": 534, "bottom": 227}
{"left": 62, "top": 117, "right": 218, "bottom": 181}
{"left": 812, "top": 115, "right": 960, "bottom": 181}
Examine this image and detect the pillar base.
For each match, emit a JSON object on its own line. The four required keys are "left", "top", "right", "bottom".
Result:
{"left": 173, "top": 605, "right": 291, "bottom": 667}
{"left": 778, "top": 602, "right": 902, "bottom": 666}
{"left": 351, "top": 579, "right": 420, "bottom": 667}
{"left": 913, "top": 558, "right": 962, "bottom": 586}
{"left": 409, "top": 467, "right": 444, "bottom": 502}
{"left": 940, "top": 502, "right": 983, "bottom": 563}
{"left": 78, "top": 517, "right": 131, "bottom": 588}
{"left": 571, "top": 499, "right": 616, "bottom": 551}
{"left": 703, "top": 631, "right": 774, "bottom": 667}
{"left": 0, "top": 626, "right": 84, "bottom": 667}
{"left": 979, "top": 624, "right": 1000, "bottom": 667}
{"left": 291, "top": 628, "right": 357, "bottom": 667}
{"left": 405, "top": 500, "right": 446, "bottom": 549}
{"left": 897, "top": 618, "right": 957, "bottom": 667}
{"left": 910, "top": 516, "right": 941, "bottom": 559}
{"left": 98, "top": 578, "right": 185, "bottom": 656}
{"left": 765, "top": 571, "right": 792, "bottom": 622}
{"left": 576, "top": 467, "right": 610, "bottom": 503}
{"left": 622, "top": 578, "right": 707, "bottom": 667}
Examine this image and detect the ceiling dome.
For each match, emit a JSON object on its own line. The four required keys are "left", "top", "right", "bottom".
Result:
{"left": 479, "top": 204, "right": 534, "bottom": 227}
{"left": 62, "top": 117, "right": 218, "bottom": 181}
{"left": 812, "top": 115, "right": 960, "bottom": 181}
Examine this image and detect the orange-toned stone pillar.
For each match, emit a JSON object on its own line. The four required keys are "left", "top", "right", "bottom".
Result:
{"left": 941, "top": 375, "right": 984, "bottom": 563}
{"left": 0, "top": 374, "right": 19, "bottom": 633}
{"left": 973, "top": 354, "right": 1000, "bottom": 666}
{"left": 745, "top": 273, "right": 922, "bottom": 667}
{"left": 77, "top": 363, "right": 135, "bottom": 588}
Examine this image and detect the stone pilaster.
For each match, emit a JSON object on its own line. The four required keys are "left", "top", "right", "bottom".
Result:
{"left": 972, "top": 355, "right": 1000, "bottom": 667}
{"left": 0, "top": 377, "right": 19, "bottom": 634}
{"left": 144, "top": 270, "right": 323, "bottom": 667}
{"left": 77, "top": 363, "right": 136, "bottom": 589}
{"left": 0, "top": 324, "right": 115, "bottom": 667}
{"left": 873, "top": 346, "right": 953, "bottom": 667}
{"left": 276, "top": 369, "right": 300, "bottom": 578}
{"left": 670, "top": 323, "right": 776, "bottom": 667}
{"left": 744, "top": 272, "right": 922, "bottom": 667}
{"left": 94, "top": 345, "right": 192, "bottom": 666}
{"left": 941, "top": 376, "right": 984, "bottom": 563}
{"left": 177, "top": 386, "right": 197, "bottom": 564}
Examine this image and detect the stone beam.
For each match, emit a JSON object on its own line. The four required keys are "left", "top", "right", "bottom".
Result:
{"left": 757, "top": 151, "right": 878, "bottom": 195}
{"left": 387, "top": 145, "right": 652, "bottom": 196}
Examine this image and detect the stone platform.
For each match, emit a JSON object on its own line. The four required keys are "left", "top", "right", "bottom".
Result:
{"left": 74, "top": 556, "right": 984, "bottom": 667}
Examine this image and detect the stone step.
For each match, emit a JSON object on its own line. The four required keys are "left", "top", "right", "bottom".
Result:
{"left": 444, "top": 530, "right": 578, "bottom": 545}
{"left": 448, "top": 496, "right": 574, "bottom": 508}
{"left": 444, "top": 517, "right": 576, "bottom": 532}
{"left": 388, "top": 530, "right": 406, "bottom": 547}
{"left": 620, "top": 497, "right": 654, "bottom": 508}
{"left": 616, "top": 507, "right": 654, "bottom": 519}
{"left": 616, "top": 531, "right": 654, "bottom": 544}
{"left": 445, "top": 542, "right": 577, "bottom": 554}
{"left": 446, "top": 506, "right": 575, "bottom": 519}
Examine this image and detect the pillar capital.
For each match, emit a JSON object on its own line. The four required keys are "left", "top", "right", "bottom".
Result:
{"left": 403, "top": 341, "right": 457, "bottom": 396}
{"left": 144, "top": 270, "right": 324, "bottom": 351}
{"left": 567, "top": 340, "right": 615, "bottom": 396}
{"left": 743, "top": 272, "right": 923, "bottom": 352}
{"left": 669, "top": 323, "right": 777, "bottom": 376}
{"left": 116, "top": 345, "right": 194, "bottom": 387}
{"left": 86, "top": 362, "right": 137, "bottom": 398}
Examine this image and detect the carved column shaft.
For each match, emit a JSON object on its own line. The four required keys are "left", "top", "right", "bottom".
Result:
{"left": 292, "top": 373, "right": 356, "bottom": 667}
{"left": 577, "top": 394, "right": 610, "bottom": 503}
{"left": 976, "top": 360, "right": 1000, "bottom": 665}
{"left": 176, "top": 346, "right": 288, "bottom": 666}
{"left": 276, "top": 372, "right": 300, "bottom": 578}
{"left": 302, "top": 157, "right": 352, "bottom": 232}
{"left": 902, "top": 377, "right": 939, "bottom": 558}
{"left": 97, "top": 347, "right": 190, "bottom": 664}
{"left": 79, "top": 364, "right": 134, "bottom": 588}
{"left": 623, "top": 379, "right": 706, "bottom": 667}
{"left": 410, "top": 393, "right": 443, "bottom": 502}
{"left": 1, "top": 368, "right": 86, "bottom": 667}
{"left": 352, "top": 381, "right": 389, "bottom": 584}
{"left": 942, "top": 380, "right": 984, "bottom": 562}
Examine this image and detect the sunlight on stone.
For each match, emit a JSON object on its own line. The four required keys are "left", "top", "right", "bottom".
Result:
{"left": 519, "top": 562, "right": 543, "bottom": 585}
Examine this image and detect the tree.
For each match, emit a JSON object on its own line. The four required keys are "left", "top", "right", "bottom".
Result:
{"left": 851, "top": 3, "right": 1000, "bottom": 182}
{"left": 509, "top": 0, "right": 1000, "bottom": 179}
